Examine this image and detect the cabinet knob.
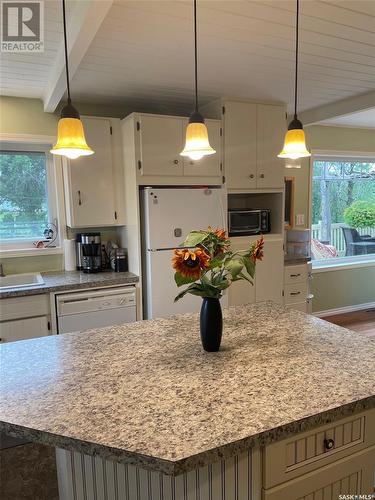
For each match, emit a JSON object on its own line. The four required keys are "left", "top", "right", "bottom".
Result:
{"left": 260, "top": 173, "right": 265, "bottom": 179}
{"left": 324, "top": 438, "right": 334, "bottom": 451}
{"left": 190, "top": 161, "right": 194, "bottom": 165}
{"left": 249, "top": 174, "right": 254, "bottom": 179}
{"left": 173, "top": 159, "right": 179, "bottom": 165}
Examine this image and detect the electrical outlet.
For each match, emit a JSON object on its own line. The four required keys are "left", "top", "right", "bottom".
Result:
{"left": 296, "top": 214, "right": 305, "bottom": 226}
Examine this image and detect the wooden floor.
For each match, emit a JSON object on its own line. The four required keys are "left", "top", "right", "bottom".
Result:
{"left": 324, "top": 308, "right": 375, "bottom": 340}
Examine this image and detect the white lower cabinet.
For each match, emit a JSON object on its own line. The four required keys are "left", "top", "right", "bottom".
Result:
{"left": 263, "top": 447, "right": 374, "bottom": 500}
{"left": 228, "top": 237, "right": 284, "bottom": 307}
{"left": 0, "top": 293, "right": 51, "bottom": 343}
{"left": 0, "top": 316, "right": 50, "bottom": 343}
{"left": 263, "top": 409, "right": 375, "bottom": 499}
{"left": 283, "top": 263, "right": 312, "bottom": 313}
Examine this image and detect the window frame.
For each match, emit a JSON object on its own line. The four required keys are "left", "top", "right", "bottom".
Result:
{"left": 0, "top": 134, "right": 65, "bottom": 257}
{"left": 309, "top": 149, "right": 375, "bottom": 271}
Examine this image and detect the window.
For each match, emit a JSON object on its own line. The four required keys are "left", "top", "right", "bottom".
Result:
{"left": 0, "top": 142, "right": 60, "bottom": 253}
{"left": 311, "top": 154, "right": 375, "bottom": 267}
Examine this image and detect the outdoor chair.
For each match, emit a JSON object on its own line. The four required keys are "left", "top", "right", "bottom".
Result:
{"left": 341, "top": 227, "right": 375, "bottom": 256}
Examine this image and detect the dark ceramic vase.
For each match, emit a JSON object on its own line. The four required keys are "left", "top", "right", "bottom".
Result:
{"left": 200, "top": 297, "right": 223, "bottom": 352}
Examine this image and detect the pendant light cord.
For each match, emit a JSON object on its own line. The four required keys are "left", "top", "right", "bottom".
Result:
{"left": 294, "top": 0, "right": 299, "bottom": 119}
{"left": 193, "top": 0, "right": 198, "bottom": 112}
{"left": 62, "top": 0, "right": 71, "bottom": 105}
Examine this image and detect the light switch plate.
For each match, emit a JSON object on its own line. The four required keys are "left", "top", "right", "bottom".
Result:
{"left": 296, "top": 214, "right": 305, "bottom": 226}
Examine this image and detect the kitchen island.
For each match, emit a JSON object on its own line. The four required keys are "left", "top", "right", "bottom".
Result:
{"left": 1, "top": 302, "right": 374, "bottom": 499}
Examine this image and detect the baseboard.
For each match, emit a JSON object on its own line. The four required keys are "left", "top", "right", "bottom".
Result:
{"left": 314, "top": 302, "right": 375, "bottom": 318}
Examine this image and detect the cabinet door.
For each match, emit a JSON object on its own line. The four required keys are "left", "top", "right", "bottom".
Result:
{"left": 255, "top": 239, "right": 284, "bottom": 303}
{"left": 228, "top": 238, "right": 256, "bottom": 306}
{"left": 256, "top": 105, "right": 285, "bottom": 189}
{"left": 263, "top": 447, "right": 375, "bottom": 500}
{"left": 0, "top": 316, "right": 50, "bottom": 343}
{"left": 65, "top": 118, "right": 116, "bottom": 227}
{"left": 139, "top": 115, "right": 184, "bottom": 176}
{"left": 183, "top": 120, "right": 222, "bottom": 177}
{"left": 224, "top": 101, "right": 257, "bottom": 189}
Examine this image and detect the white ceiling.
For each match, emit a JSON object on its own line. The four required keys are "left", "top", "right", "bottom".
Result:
{"left": 319, "top": 108, "right": 375, "bottom": 128}
{"left": 1, "top": 0, "right": 375, "bottom": 117}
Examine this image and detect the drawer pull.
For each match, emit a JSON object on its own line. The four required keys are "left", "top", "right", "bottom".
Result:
{"left": 290, "top": 273, "right": 301, "bottom": 277}
{"left": 290, "top": 291, "right": 301, "bottom": 296}
{"left": 324, "top": 438, "right": 334, "bottom": 451}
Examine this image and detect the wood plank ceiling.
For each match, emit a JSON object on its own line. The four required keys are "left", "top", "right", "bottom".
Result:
{"left": 1, "top": 0, "right": 374, "bottom": 116}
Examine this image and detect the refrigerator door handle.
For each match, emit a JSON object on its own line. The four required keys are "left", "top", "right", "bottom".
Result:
{"left": 147, "top": 246, "right": 196, "bottom": 252}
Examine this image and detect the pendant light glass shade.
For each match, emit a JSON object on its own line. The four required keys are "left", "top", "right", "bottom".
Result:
{"left": 180, "top": 0, "right": 215, "bottom": 162}
{"left": 180, "top": 112, "right": 216, "bottom": 161}
{"left": 278, "top": 118, "right": 310, "bottom": 160}
{"left": 51, "top": 0, "right": 93, "bottom": 160}
{"left": 51, "top": 105, "right": 94, "bottom": 160}
{"left": 278, "top": 0, "right": 310, "bottom": 161}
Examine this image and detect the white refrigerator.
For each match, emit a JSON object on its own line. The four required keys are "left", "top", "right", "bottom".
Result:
{"left": 141, "top": 187, "right": 227, "bottom": 319}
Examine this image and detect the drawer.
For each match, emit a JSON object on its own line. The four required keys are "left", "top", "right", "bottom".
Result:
{"left": 284, "top": 283, "right": 308, "bottom": 304}
{"left": 263, "top": 409, "right": 375, "bottom": 489}
{"left": 263, "top": 446, "right": 375, "bottom": 500}
{"left": 0, "top": 294, "right": 49, "bottom": 321}
{"left": 284, "top": 265, "right": 308, "bottom": 284}
{"left": 285, "top": 302, "right": 308, "bottom": 313}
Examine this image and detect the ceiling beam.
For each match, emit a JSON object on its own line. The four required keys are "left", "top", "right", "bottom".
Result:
{"left": 43, "top": 0, "right": 113, "bottom": 113}
{"left": 298, "top": 90, "right": 375, "bottom": 126}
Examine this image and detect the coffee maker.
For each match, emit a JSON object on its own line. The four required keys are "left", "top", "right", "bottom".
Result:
{"left": 76, "top": 233, "right": 101, "bottom": 273}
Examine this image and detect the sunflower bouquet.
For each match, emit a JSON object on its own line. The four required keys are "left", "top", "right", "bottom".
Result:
{"left": 172, "top": 227, "right": 264, "bottom": 302}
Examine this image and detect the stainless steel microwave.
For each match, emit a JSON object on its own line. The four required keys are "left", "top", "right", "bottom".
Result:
{"left": 228, "top": 209, "right": 270, "bottom": 236}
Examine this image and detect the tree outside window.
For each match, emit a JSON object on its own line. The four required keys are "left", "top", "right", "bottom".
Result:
{"left": 311, "top": 158, "right": 375, "bottom": 261}
{"left": 0, "top": 151, "right": 49, "bottom": 240}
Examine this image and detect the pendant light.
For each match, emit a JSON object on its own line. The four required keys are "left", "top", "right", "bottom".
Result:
{"left": 278, "top": 0, "right": 310, "bottom": 160}
{"left": 51, "top": 0, "right": 93, "bottom": 160}
{"left": 180, "top": 0, "right": 215, "bottom": 161}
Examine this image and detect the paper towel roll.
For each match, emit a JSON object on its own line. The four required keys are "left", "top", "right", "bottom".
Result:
{"left": 64, "top": 239, "right": 76, "bottom": 271}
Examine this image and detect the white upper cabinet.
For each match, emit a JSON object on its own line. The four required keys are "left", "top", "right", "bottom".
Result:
{"left": 139, "top": 115, "right": 184, "bottom": 176}
{"left": 223, "top": 101, "right": 286, "bottom": 190}
{"left": 224, "top": 101, "right": 257, "bottom": 190}
{"left": 63, "top": 117, "right": 124, "bottom": 228}
{"left": 127, "top": 113, "right": 222, "bottom": 182}
{"left": 256, "top": 104, "right": 285, "bottom": 189}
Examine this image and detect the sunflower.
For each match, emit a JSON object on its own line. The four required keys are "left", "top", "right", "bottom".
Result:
{"left": 213, "top": 228, "right": 227, "bottom": 241}
{"left": 172, "top": 248, "right": 210, "bottom": 279}
{"left": 251, "top": 236, "right": 264, "bottom": 262}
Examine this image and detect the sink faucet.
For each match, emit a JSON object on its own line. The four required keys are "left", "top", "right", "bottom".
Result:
{"left": 0, "top": 264, "right": 5, "bottom": 277}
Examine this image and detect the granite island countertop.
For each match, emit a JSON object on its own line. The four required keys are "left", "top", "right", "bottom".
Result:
{"left": 1, "top": 302, "right": 374, "bottom": 475}
{"left": 0, "top": 270, "right": 139, "bottom": 299}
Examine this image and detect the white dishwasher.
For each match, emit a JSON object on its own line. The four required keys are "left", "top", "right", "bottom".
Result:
{"left": 56, "top": 286, "right": 136, "bottom": 334}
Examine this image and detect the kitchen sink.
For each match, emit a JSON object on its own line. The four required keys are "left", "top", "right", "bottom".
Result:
{"left": 0, "top": 272, "right": 44, "bottom": 290}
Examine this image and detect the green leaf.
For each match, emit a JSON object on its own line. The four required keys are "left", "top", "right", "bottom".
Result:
{"left": 182, "top": 231, "right": 207, "bottom": 247}
{"left": 174, "top": 272, "right": 197, "bottom": 287}
{"left": 209, "top": 253, "right": 227, "bottom": 268}
{"left": 237, "top": 271, "right": 254, "bottom": 284}
{"left": 242, "top": 255, "right": 255, "bottom": 278}
{"left": 225, "top": 259, "right": 243, "bottom": 279}
{"left": 174, "top": 283, "right": 202, "bottom": 302}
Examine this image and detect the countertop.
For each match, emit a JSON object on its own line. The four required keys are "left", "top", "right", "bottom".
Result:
{"left": 0, "top": 270, "right": 139, "bottom": 298}
{"left": 284, "top": 255, "right": 311, "bottom": 265}
{"left": 1, "top": 302, "right": 374, "bottom": 475}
